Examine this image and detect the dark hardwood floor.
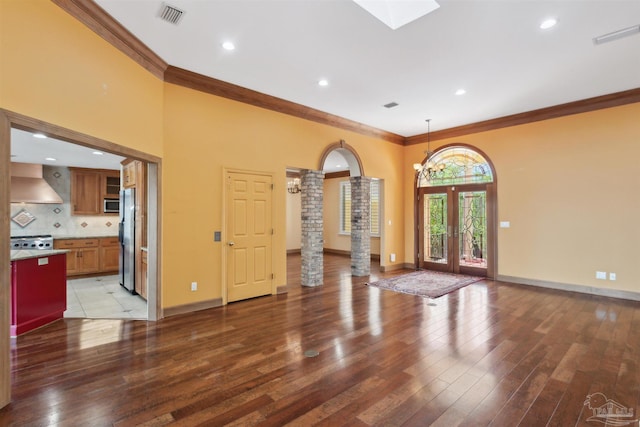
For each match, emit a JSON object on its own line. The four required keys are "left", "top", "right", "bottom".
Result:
{"left": 2, "top": 253, "right": 639, "bottom": 426}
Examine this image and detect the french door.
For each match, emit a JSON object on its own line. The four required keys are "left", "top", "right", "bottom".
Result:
{"left": 418, "top": 184, "right": 493, "bottom": 277}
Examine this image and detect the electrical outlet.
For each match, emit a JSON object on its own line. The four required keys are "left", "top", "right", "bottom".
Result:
{"left": 390, "top": 253, "right": 396, "bottom": 262}
{"left": 596, "top": 271, "right": 607, "bottom": 280}
{"left": 191, "top": 282, "right": 198, "bottom": 291}
{"left": 609, "top": 273, "right": 616, "bottom": 281}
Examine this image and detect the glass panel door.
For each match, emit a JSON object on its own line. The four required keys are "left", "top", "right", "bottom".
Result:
{"left": 419, "top": 186, "right": 489, "bottom": 276}
{"left": 457, "top": 191, "right": 487, "bottom": 273}
{"left": 420, "top": 192, "right": 452, "bottom": 272}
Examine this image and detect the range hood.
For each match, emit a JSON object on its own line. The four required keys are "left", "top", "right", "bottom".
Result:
{"left": 11, "top": 163, "right": 63, "bottom": 204}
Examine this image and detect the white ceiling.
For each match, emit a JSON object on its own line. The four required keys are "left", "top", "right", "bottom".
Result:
{"left": 10, "top": 128, "right": 124, "bottom": 170}
{"left": 94, "top": 0, "right": 640, "bottom": 137}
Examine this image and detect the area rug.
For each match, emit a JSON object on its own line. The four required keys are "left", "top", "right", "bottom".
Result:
{"left": 366, "top": 270, "right": 483, "bottom": 299}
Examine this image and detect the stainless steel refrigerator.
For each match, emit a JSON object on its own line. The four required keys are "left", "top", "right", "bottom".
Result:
{"left": 119, "top": 188, "right": 136, "bottom": 294}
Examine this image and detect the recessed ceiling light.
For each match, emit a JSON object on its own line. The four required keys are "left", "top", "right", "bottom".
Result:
{"left": 45, "top": 157, "right": 56, "bottom": 162}
{"left": 383, "top": 102, "right": 399, "bottom": 108}
{"left": 92, "top": 151, "right": 104, "bottom": 156}
{"left": 455, "top": 89, "right": 466, "bottom": 96}
{"left": 222, "top": 41, "right": 235, "bottom": 51}
{"left": 318, "top": 79, "right": 329, "bottom": 87}
{"left": 540, "top": 18, "right": 557, "bottom": 30}
{"left": 33, "top": 133, "right": 47, "bottom": 139}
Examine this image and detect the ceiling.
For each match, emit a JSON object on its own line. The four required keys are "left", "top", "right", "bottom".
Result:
{"left": 94, "top": 0, "right": 640, "bottom": 137}
{"left": 10, "top": 128, "right": 124, "bottom": 169}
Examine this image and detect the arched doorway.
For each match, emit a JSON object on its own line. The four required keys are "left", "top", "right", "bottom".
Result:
{"left": 319, "top": 139, "right": 364, "bottom": 177}
{"left": 414, "top": 145, "right": 496, "bottom": 278}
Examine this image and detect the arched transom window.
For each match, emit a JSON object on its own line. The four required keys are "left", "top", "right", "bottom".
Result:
{"left": 416, "top": 146, "right": 493, "bottom": 187}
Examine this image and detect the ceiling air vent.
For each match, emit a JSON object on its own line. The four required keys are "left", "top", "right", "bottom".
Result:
{"left": 383, "top": 102, "right": 399, "bottom": 109}
{"left": 159, "top": 3, "right": 185, "bottom": 25}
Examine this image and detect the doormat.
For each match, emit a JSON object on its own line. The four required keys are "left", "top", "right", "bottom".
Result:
{"left": 366, "top": 270, "right": 484, "bottom": 299}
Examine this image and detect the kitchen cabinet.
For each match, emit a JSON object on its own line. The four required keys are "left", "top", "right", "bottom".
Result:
{"left": 104, "top": 174, "right": 120, "bottom": 199}
{"left": 122, "top": 160, "right": 137, "bottom": 188}
{"left": 70, "top": 167, "right": 120, "bottom": 216}
{"left": 54, "top": 238, "right": 100, "bottom": 276}
{"left": 99, "top": 237, "right": 120, "bottom": 273}
{"left": 11, "top": 253, "right": 66, "bottom": 336}
{"left": 71, "top": 169, "right": 101, "bottom": 215}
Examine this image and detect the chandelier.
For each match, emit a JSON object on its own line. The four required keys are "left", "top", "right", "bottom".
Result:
{"left": 413, "top": 119, "right": 445, "bottom": 181}
{"left": 287, "top": 177, "right": 301, "bottom": 194}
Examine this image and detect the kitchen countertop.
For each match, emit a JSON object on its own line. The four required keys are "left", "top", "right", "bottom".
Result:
{"left": 11, "top": 249, "right": 69, "bottom": 262}
{"left": 53, "top": 235, "right": 118, "bottom": 240}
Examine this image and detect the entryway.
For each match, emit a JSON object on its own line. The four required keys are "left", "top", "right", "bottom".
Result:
{"left": 416, "top": 145, "right": 496, "bottom": 278}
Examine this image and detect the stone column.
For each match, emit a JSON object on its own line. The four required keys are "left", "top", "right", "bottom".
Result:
{"left": 301, "top": 170, "right": 324, "bottom": 287}
{"left": 350, "top": 176, "right": 371, "bottom": 276}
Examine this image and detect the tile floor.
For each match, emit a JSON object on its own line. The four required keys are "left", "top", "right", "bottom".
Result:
{"left": 64, "top": 275, "right": 147, "bottom": 319}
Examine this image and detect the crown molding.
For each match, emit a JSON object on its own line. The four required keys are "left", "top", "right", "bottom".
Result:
{"left": 406, "top": 87, "right": 640, "bottom": 145}
{"left": 51, "top": 0, "right": 168, "bottom": 79}
{"left": 51, "top": 0, "right": 404, "bottom": 145}
{"left": 50, "top": 1, "right": 640, "bottom": 147}
{"left": 164, "top": 66, "right": 405, "bottom": 145}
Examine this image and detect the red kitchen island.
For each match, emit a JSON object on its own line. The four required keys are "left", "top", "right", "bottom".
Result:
{"left": 10, "top": 251, "right": 67, "bottom": 337}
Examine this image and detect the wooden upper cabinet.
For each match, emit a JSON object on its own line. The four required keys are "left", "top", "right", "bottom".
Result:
{"left": 71, "top": 170, "right": 101, "bottom": 215}
{"left": 103, "top": 172, "right": 120, "bottom": 199}
{"left": 122, "top": 160, "right": 137, "bottom": 189}
{"left": 70, "top": 168, "right": 120, "bottom": 216}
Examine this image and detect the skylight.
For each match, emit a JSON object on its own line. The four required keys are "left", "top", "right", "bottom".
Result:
{"left": 352, "top": 0, "right": 440, "bottom": 30}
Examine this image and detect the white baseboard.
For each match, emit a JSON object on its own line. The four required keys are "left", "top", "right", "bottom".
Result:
{"left": 497, "top": 275, "right": 640, "bottom": 302}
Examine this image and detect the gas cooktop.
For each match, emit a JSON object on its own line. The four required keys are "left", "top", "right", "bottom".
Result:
{"left": 10, "top": 235, "right": 54, "bottom": 250}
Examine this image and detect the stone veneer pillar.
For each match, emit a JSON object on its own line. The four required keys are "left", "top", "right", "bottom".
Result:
{"left": 301, "top": 170, "right": 324, "bottom": 287}
{"left": 350, "top": 176, "right": 371, "bottom": 276}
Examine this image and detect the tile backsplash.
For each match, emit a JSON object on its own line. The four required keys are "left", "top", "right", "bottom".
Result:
{"left": 10, "top": 166, "right": 118, "bottom": 238}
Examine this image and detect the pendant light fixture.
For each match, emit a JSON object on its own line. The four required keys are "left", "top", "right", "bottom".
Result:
{"left": 413, "top": 119, "right": 445, "bottom": 182}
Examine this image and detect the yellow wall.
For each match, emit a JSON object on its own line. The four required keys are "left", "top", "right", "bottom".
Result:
{"left": 323, "top": 177, "right": 380, "bottom": 255}
{"left": 286, "top": 191, "right": 301, "bottom": 251}
{"left": 162, "top": 83, "right": 405, "bottom": 306}
{"left": 0, "top": 0, "right": 408, "bottom": 310}
{"left": 5, "top": 0, "right": 640, "bottom": 310}
{"left": 404, "top": 103, "right": 640, "bottom": 293}
{"left": 0, "top": 0, "right": 164, "bottom": 156}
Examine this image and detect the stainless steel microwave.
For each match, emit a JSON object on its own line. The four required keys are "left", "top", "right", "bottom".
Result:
{"left": 104, "top": 198, "right": 120, "bottom": 213}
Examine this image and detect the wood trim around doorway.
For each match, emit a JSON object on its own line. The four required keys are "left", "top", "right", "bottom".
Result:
{"left": 0, "top": 110, "right": 11, "bottom": 407}
{"left": 0, "top": 109, "right": 164, "bottom": 408}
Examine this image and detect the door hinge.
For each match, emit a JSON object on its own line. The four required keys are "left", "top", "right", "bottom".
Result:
{"left": 271, "top": 228, "right": 274, "bottom": 235}
{"left": 271, "top": 273, "right": 274, "bottom": 280}
{"left": 271, "top": 183, "right": 274, "bottom": 190}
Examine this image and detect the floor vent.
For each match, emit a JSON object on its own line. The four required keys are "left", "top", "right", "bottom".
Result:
{"left": 159, "top": 3, "right": 185, "bottom": 25}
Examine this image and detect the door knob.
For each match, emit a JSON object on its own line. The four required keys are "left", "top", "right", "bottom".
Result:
{"left": 228, "top": 241, "right": 235, "bottom": 246}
